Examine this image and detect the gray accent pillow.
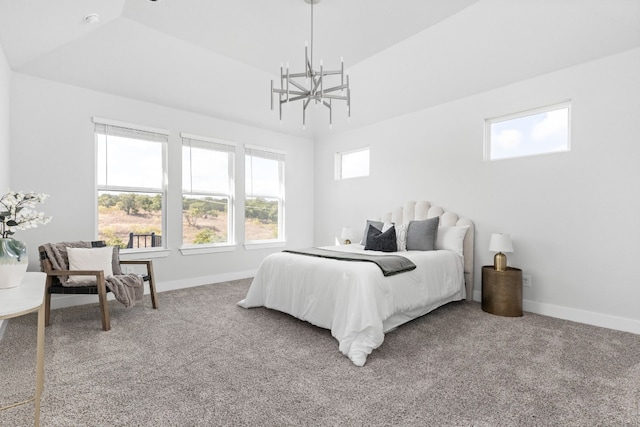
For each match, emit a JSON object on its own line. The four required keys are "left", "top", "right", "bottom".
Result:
{"left": 365, "top": 225, "right": 397, "bottom": 252}
{"left": 360, "top": 220, "right": 384, "bottom": 244}
{"left": 406, "top": 217, "right": 440, "bottom": 251}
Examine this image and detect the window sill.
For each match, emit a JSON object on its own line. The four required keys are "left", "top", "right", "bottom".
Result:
{"left": 244, "top": 241, "right": 286, "bottom": 251}
{"left": 119, "top": 248, "right": 170, "bottom": 260}
{"left": 180, "top": 244, "right": 237, "bottom": 256}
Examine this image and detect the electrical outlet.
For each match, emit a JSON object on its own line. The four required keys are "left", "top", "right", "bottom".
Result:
{"left": 522, "top": 275, "right": 532, "bottom": 287}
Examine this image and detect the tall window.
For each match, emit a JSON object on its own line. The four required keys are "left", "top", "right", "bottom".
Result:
{"left": 485, "top": 102, "right": 571, "bottom": 161}
{"left": 182, "top": 134, "right": 235, "bottom": 246}
{"left": 95, "top": 119, "right": 167, "bottom": 249}
{"left": 245, "top": 146, "right": 285, "bottom": 242}
{"left": 336, "top": 147, "right": 369, "bottom": 179}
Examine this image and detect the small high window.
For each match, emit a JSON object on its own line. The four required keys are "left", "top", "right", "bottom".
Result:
{"left": 336, "top": 147, "right": 369, "bottom": 179}
{"left": 485, "top": 103, "right": 570, "bottom": 161}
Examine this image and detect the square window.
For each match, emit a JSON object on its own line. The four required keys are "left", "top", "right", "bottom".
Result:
{"left": 336, "top": 147, "right": 369, "bottom": 179}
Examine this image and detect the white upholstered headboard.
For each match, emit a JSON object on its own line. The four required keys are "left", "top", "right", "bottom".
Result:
{"left": 380, "top": 201, "right": 475, "bottom": 301}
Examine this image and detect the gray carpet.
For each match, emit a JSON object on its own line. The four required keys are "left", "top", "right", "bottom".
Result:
{"left": 1, "top": 278, "right": 639, "bottom": 426}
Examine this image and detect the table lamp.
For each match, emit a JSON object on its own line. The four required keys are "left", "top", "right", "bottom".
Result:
{"left": 489, "top": 233, "right": 513, "bottom": 272}
{"left": 341, "top": 227, "right": 354, "bottom": 245}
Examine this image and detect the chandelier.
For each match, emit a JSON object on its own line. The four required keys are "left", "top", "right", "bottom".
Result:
{"left": 270, "top": 0, "right": 351, "bottom": 128}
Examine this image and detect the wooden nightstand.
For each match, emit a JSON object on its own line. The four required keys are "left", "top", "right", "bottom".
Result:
{"left": 481, "top": 265, "right": 523, "bottom": 317}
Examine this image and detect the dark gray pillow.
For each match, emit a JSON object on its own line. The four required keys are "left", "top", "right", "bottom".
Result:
{"left": 406, "top": 217, "right": 439, "bottom": 251}
{"left": 365, "top": 225, "right": 397, "bottom": 252}
{"left": 360, "top": 220, "right": 384, "bottom": 244}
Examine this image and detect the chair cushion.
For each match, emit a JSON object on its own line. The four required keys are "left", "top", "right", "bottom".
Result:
{"left": 67, "top": 246, "right": 114, "bottom": 285}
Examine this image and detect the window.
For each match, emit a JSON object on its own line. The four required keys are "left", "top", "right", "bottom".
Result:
{"left": 245, "top": 146, "right": 285, "bottom": 242}
{"left": 182, "top": 134, "right": 235, "bottom": 246}
{"left": 94, "top": 118, "right": 167, "bottom": 249}
{"left": 336, "top": 147, "right": 369, "bottom": 179}
{"left": 485, "top": 102, "right": 570, "bottom": 161}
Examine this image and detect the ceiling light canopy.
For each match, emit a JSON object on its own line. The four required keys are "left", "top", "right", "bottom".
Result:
{"left": 270, "top": 0, "right": 351, "bottom": 129}
{"left": 84, "top": 13, "right": 100, "bottom": 24}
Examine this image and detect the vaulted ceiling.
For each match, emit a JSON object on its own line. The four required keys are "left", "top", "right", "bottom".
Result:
{"left": 1, "top": 0, "right": 639, "bottom": 137}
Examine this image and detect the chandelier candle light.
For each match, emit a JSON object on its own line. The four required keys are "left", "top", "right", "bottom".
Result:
{"left": 271, "top": 0, "right": 351, "bottom": 129}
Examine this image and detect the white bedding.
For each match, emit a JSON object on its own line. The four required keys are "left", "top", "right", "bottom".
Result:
{"left": 238, "top": 244, "right": 465, "bottom": 366}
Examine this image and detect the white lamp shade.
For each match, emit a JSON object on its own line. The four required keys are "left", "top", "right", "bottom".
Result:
{"left": 340, "top": 227, "right": 354, "bottom": 240}
{"left": 489, "top": 233, "right": 513, "bottom": 253}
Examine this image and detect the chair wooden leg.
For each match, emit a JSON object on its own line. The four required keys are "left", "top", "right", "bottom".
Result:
{"left": 44, "top": 291, "right": 52, "bottom": 327}
{"left": 146, "top": 261, "right": 158, "bottom": 309}
{"left": 44, "top": 276, "right": 53, "bottom": 327}
{"left": 96, "top": 276, "right": 111, "bottom": 331}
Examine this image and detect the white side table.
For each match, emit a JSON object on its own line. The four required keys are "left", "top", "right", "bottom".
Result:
{"left": 0, "top": 272, "right": 47, "bottom": 427}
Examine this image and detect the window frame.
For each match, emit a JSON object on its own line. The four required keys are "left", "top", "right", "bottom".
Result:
{"left": 244, "top": 145, "right": 286, "bottom": 246}
{"left": 93, "top": 117, "right": 169, "bottom": 255}
{"left": 180, "top": 133, "right": 236, "bottom": 252}
{"left": 484, "top": 101, "right": 571, "bottom": 161}
{"left": 335, "top": 146, "right": 370, "bottom": 180}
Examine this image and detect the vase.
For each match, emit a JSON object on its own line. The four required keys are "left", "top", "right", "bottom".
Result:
{"left": 0, "top": 238, "right": 28, "bottom": 289}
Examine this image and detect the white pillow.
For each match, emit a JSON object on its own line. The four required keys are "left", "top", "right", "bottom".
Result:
{"left": 435, "top": 226, "right": 469, "bottom": 256}
{"left": 396, "top": 223, "right": 408, "bottom": 251}
{"left": 67, "top": 246, "right": 114, "bottom": 285}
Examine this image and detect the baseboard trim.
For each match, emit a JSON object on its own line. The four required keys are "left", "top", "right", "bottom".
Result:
{"left": 473, "top": 290, "right": 640, "bottom": 335}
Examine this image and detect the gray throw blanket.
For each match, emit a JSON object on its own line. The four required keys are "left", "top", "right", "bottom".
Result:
{"left": 283, "top": 248, "right": 417, "bottom": 277}
{"left": 42, "top": 242, "right": 144, "bottom": 308}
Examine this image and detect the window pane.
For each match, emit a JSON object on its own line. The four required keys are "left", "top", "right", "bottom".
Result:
{"left": 245, "top": 155, "right": 280, "bottom": 196}
{"left": 339, "top": 148, "right": 369, "bottom": 179}
{"left": 97, "top": 134, "right": 163, "bottom": 188}
{"left": 245, "top": 197, "right": 279, "bottom": 241}
{"left": 182, "top": 196, "right": 229, "bottom": 245}
{"left": 245, "top": 147, "right": 284, "bottom": 242}
{"left": 488, "top": 106, "right": 570, "bottom": 160}
{"left": 97, "top": 191, "right": 163, "bottom": 249}
{"left": 182, "top": 146, "right": 230, "bottom": 193}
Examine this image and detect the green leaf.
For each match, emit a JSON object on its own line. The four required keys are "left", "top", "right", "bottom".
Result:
{"left": 6, "top": 220, "right": 18, "bottom": 226}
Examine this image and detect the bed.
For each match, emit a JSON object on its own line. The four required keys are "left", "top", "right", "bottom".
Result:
{"left": 238, "top": 201, "right": 475, "bottom": 366}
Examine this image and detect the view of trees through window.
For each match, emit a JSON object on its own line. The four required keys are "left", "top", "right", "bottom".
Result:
{"left": 245, "top": 147, "right": 284, "bottom": 242}
{"left": 182, "top": 196, "right": 228, "bottom": 244}
{"left": 98, "top": 191, "right": 163, "bottom": 249}
{"left": 98, "top": 192, "right": 280, "bottom": 246}
{"left": 245, "top": 197, "right": 279, "bottom": 241}
{"left": 96, "top": 123, "right": 285, "bottom": 249}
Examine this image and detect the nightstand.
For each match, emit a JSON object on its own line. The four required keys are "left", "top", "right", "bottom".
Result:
{"left": 481, "top": 265, "right": 523, "bottom": 317}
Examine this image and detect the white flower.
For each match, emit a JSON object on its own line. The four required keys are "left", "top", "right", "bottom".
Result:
{"left": 0, "top": 190, "right": 52, "bottom": 239}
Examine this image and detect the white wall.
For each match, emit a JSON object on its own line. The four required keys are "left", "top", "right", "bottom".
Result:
{"left": 0, "top": 41, "right": 9, "bottom": 189}
{"left": 10, "top": 74, "right": 314, "bottom": 303}
{"left": 0, "top": 43, "right": 9, "bottom": 337}
{"left": 314, "top": 48, "right": 640, "bottom": 334}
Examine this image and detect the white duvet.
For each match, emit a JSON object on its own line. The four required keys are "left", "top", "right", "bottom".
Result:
{"left": 238, "top": 244, "right": 465, "bottom": 366}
